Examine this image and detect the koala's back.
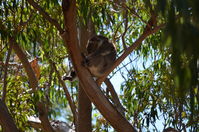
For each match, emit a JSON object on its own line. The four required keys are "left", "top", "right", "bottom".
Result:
{"left": 85, "top": 35, "right": 116, "bottom": 77}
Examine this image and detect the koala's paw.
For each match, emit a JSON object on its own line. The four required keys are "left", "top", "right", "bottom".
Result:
{"left": 82, "top": 58, "right": 89, "bottom": 67}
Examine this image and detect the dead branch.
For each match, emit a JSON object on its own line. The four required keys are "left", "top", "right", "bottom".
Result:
{"left": 28, "top": 120, "right": 42, "bottom": 130}
{"left": 0, "top": 61, "right": 22, "bottom": 67}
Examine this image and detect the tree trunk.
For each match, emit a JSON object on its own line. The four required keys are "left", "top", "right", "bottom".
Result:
{"left": 77, "top": 83, "right": 92, "bottom": 132}
{"left": 62, "top": 0, "right": 137, "bottom": 131}
{"left": 77, "top": 20, "right": 94, "bottom": 132}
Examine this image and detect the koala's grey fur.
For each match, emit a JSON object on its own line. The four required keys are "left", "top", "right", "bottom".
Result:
{"left": 63, "top": 35, "right": 116, "bottom": 81}
{"left": 84, "top": 35, "right": 116, "bottom": 77}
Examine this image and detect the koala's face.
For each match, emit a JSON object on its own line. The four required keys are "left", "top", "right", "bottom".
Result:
{"left": 86, "top": 35, "right": 108, "bottom": 54}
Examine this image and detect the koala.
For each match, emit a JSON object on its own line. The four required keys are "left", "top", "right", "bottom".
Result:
{"left": 63, "top": 35, "right": 116, "bottom": 81}
{"left": 84, "top": 35, "right": 116, "bottom": 77}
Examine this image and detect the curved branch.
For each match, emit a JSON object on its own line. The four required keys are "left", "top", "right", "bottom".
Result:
{"left": 97, "top": 23, "right": 165, "bottom": 85}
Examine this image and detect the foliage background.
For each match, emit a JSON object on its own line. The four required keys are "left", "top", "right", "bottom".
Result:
{"left": 0, "top": 0, "right": 198, "bottom": 131}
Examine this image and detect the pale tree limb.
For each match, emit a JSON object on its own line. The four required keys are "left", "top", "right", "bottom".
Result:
{"left": 77, "top": 20, "right": 93, "bottom": 132}
{"left": 0, "top": 61, "right": 22, "bottom": 67}
{"left": 61, "top": 0, "right": 137, "bottom": 131}
{"left": 28, "top": 120, "right": 75, "bottom": 132}
{"left": 28, "top": 120, "right": 42, "bottom": 130}
{"left": 37, "top": 102, "right": 54, "bottom": 132}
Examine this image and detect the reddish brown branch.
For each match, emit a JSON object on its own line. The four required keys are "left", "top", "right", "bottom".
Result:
{"left": 27, "top": 0, "right": 64, "bottom": 34}
{"left": 9, "top": 38, "right": 38, "bottom": 91}
{"left": 97, "top": 23, "right": 165, "bottom": 85}
{"left": 37, "top": 102, "right": 54, "bottom": 132}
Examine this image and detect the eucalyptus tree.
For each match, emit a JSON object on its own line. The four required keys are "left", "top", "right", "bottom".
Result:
{"left": 0, "top": 0, "right": 198, "bottom": 131}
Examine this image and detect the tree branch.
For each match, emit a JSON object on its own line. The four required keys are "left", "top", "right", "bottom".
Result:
{"left": 0, "top": 61, "right": 22, "bottom": 67}
{"left": 2, "top": 45, "right": 12, "bottom": 102}
{"left": 51, "top": 61, "right": 78, "bottom": 128}
{"left": 97, "top": 23, "right": 165, "bottom": 85}
{"left": 1, "top": 16, "right": 55, "bottom": 132}
{"left": 9, "top": 38, "right": 54, "bottom": 132}
{"left": 37, "top": 102, "right": 54, "bottom": 132}
{"left": 27, "top": 0, "right": 64, "bottom": 34}
{"left": 9, "top": 37, "right": 38, "bottom": 91}
{"left": 0, "top": 99, "right": 19, "bottom": 132}
{"left": 61, "top": 0, "right": 137, "bottom": 131}
{"left": 78, "top": 19, "right": 93, "bottom": 132}
{"left": 28, "top": 120, "right": 42, "bottom": 130}
{"left": 105, "top": 78, "right": 126, "bottom": 116}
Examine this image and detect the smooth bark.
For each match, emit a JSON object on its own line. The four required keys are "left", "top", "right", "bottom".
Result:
{"left": 77, "top": 23, "right": 92, "bottom": 132}
{"left": 62, "top": 0, "right": 137, "bottom": 131}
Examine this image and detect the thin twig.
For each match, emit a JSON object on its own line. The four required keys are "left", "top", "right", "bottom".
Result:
{"left": 123, "top": 4, "right": 148, "bottom": 25}
{"left": 121, "top": 10, "right": 128, "bottom": 50}
{"left": 50, "top": 61, "right": 78, "bottom": 128}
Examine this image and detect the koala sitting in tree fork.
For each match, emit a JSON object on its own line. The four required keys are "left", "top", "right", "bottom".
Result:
{"left": 63, "top": 35, "right": 117, "bottom": 81}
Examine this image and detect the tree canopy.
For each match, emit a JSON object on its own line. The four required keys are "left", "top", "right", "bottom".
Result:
{"left": 0, "top": 0, "right": 198, "bottom": 131}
